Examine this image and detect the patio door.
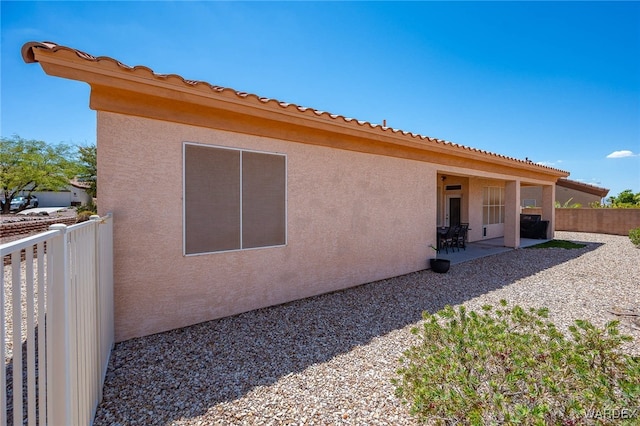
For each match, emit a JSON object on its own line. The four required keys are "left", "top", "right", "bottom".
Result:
{"left": 446, "top": 196, "right": 461, "bottom": 227}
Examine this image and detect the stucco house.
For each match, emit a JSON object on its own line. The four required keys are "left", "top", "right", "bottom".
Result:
{"left": 521, "top": 178, "right": 609, "bottom": 208}
{"left": 22, "top": 41, "right": 569, "bottom": 342}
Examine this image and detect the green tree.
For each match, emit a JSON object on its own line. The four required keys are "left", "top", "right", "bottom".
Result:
{"left": 608, "top": 189, "right": 640, "bottom": 207}
{"left": 611, "top": 189, "right": 640, "bottom": 206}
{"left": 77, "top": 144, "right": 97, "bottom": 198}
{"left": 554, "top": 197, "right": 582, "bottom": 208}
{"left": 0, "top": 135, "right": 79, "bottom": 214}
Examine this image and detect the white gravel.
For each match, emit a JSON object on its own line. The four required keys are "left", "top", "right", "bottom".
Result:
{"left": 83, "top": 232, "right": 640, "bottom": 424}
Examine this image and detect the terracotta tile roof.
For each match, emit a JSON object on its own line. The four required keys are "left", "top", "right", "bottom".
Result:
{"left": 69, "top": 177, "right": 92, "bottom": 189}
{"left": 22, "top": 41, "right": 570, "bottom": 177}
{"left": 557, "top": 178, "right": 609, "bottom": 197}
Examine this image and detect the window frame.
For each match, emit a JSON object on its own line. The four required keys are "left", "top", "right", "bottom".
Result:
{"left": 182, "top": 142, "right": 287, "bottom": 256}
{"left": 483, "top": 186, "right": 505, "bottom": 225}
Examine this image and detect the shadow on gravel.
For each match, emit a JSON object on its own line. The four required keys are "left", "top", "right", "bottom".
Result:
{"left": 94, "top": 241, "right": 602, "bottom": 425}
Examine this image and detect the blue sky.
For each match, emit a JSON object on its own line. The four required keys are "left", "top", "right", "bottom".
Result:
{"left": 2, "top": 1, "right": 639, "bottom": 198}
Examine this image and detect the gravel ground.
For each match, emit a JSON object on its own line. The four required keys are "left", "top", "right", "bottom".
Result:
{"left": 3, "top": 256, "right": 45, "bottom": 363}
{"left": 2, "top": 208, "right": 76, "bottom": 359}
{"left": 92, "top": 231, "right": 640, "bottom": 426}
{"left": 0, "top": 207, "right": 78, "bottom": 224}
{"left": 1, "top": 207, "right": 78, "bottom": 244}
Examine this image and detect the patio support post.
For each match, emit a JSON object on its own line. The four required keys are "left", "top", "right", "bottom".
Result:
{"left": 542, "top": 184, "right": 555, "bottom": 239}
{"left": 504, "top": 180, "right": 520, "bottom": 248}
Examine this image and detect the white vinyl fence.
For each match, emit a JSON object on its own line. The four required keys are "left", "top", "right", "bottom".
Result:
{"left": 1, "top": 213, "right": 113, "bottom": 425}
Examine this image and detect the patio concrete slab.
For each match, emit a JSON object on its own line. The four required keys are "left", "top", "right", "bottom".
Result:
{"left": 439, "top": 236, "right": 549, "bottom": 265}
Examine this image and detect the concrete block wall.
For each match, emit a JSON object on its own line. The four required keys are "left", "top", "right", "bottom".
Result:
{"left": 1, "top": 216, "right": 78, "bottom": 265}
{"left": 555, "top": 208, "right": 640, "bottom": 236}
{"left": 1, "top": 216, "right": 78, "bottom": 242}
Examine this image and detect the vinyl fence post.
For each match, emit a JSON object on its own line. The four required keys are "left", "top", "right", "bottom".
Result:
{"left": 47, "top": 224, "right": 72, "bottom": 425}
{"left": 90, "top": 214, "right": 103, "bottom": 405}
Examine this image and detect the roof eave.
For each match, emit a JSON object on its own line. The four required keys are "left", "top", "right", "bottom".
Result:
{"left": 22, "top": 41, "right": 570, "bottom": 180}
{"left": 557, "top": 178, "right": 609, "bottom": 197}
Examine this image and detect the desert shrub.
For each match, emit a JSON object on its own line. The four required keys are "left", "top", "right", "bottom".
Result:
{"left": 630, "top": 227, "right": 640, "bottom": 247}
{"left": 76, "top": 211, "right": 94, "bottom": 223}
{"left": 394, "top": 301, "right": 640, "bottom": 425}
{"left": 76, "top": 201, "right": 97, "bottom": 215}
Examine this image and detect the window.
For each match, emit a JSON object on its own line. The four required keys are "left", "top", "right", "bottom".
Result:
{"left": 183, "top": 143, "right": 286, "bottom": 255}
{"left": 523, "top": 199, "right": 537, "bottom": 208}
{"left": 483, "top": 186, "right": 505, "bottom": 225}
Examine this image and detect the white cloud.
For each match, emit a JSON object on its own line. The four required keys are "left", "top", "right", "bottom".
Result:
{"left": 606, "top": 150, "right": 638, "bottom": 159}
{"left": 575, "top": 178, "right": 603, "bottom": 186}
{"left": 535, "top": 160, "right": 563, "bottom": 167}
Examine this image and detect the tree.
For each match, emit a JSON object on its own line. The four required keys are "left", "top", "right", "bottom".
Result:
{"left": 608, "top": 189, "right": 640, "bottom": 207}
{"left": 554, "top": 197, "right": 582, "bottom": 208}
{"left": 0, "top": 135, "right": 79, "bottom": 214}
{"left": 77, "top": 144, "right": 97, "bottom": 198}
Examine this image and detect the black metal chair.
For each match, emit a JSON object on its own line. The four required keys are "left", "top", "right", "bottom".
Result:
{"left": 453, "top": 223, "right": 469, "bottom": 251}
{"left": 440, "top": 226, "right": 458, "bottom": 254}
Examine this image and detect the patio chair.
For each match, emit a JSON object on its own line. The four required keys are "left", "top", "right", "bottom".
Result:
{"left": 453, "top": 223, "right": 469, "bottom": 251}
{"left": 440, "top": 225, "right": 458, "bottom": 254}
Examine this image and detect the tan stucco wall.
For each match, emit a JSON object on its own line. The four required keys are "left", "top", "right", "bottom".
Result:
{"left": 522, "top": 185, "right": 603, "bottom": 207}
{"left": 467, "top": 177, "right": 507, "bottom": 242}
{"left": 556, "top": 186, "right": 603, "bottom": 207}
{"left": 98, "top": 112, "right": 437, "bottom": 341}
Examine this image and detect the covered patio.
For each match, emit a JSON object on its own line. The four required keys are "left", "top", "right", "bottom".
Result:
{"left": 435, "top": 172, "right": 558, "bottom": 251}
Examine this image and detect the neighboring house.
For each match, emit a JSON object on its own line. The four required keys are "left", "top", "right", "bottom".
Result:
{"left": 521, "top": 178, "right": 609, "bottom": 208}
{"left": 33, "top": 179, "right": 92, "bottom": 207}
{"left": 23, "top": 41, "right": 569, "bottom": 342}
{"left": 13, "top": 179, "right": 92, "bottom": 208}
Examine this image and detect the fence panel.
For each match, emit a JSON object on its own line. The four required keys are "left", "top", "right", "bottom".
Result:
{"left": 1, "top": 213, "right": 113, "bottom": 425}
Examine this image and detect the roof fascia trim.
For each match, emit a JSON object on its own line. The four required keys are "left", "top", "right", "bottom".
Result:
{"left": 23, "top": 42, "right": 569, "bottom": 180}
{"left": 557, "top": 179, "right": 609, "bottom": 197}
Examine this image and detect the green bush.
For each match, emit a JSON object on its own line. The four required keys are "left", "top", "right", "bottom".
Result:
{"left": 76, "top": 211, "right": 94, "bottom": 223}
{"left": 394, "top": 301, "right": 640, "bottom": 425}
{"left": 76, "top": 201, "right": 97, "bottom": 215}
{"left": 630, "top": 227, "right": 640, "bottom": 247}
